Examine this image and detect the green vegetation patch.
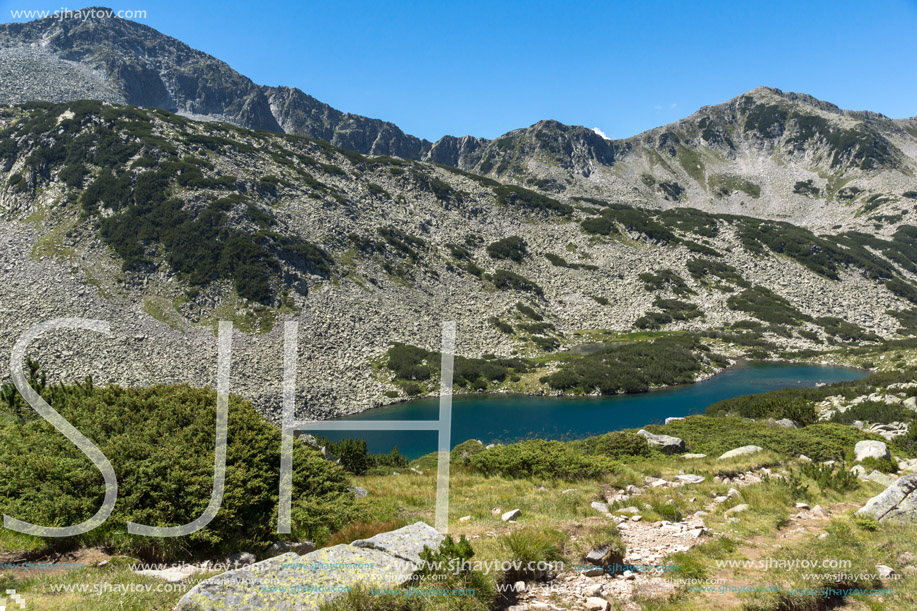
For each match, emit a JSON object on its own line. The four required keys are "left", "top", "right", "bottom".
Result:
{"left": 384, "top": 343, "right": 532, "bottom": 393}
{"left": 726, "top": 286, "right": 811, "bottom": 326}
{"left": 687, "top": 258, "right": 750, "bottom": 289}
{"left": 489, "top": 269, "right": 543, "bottom": 295}
{"left": 486, "top": 236, "right": 528, "bottom": 261}
{"left": 493, "top": 184, "right": 572, "bottom": 215}
{"left": 638, "top": 269, "right": 694, "bottom": 296}
{"left": 635, "top": 299, "right": 703, "bottom": 329}
{"left": 0, "top": 377, "right": 354, "bottom": 560}
{"left": 709, "top": 174, "right": 761, "bottom": 199}
{"left": 467, "top": 440, "right": 619, "bottom": 479}
{"left": 651, "top": 416, "right": 879, "bottom": 462}
{"left": 540, "top": 335, "right": 720, "bottom": 394}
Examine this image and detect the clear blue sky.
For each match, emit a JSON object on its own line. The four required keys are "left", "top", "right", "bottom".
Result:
{"left": 3, "top": 0, "right": 917, "bottom": 141}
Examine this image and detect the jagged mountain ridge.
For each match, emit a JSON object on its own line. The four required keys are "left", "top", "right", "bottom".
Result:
{"left": 2, "top": 8, "right": 914, "bottom": 232}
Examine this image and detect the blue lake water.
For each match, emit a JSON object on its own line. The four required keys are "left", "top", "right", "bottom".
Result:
{"left": 320, "top": 362, "right": 866, "bottom": 459}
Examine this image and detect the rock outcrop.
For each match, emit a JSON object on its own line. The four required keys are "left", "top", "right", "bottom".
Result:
{"left": 857, "top": 475, "right": 917, "bottom": 524}
{"left": 176, "top": 522, "right": 443, "bottom": 610}
{"left": 637, "top": 430, "right": 686, "bottom": 454}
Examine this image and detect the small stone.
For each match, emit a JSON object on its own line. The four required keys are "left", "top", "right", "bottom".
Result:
{"left": 584, "top": 597, "right": 610, "bottom": 611}
{"left": 513, "top": 580, "right": 526, "bottom": 592}
{"left": 683, "top": 453, "right": 707, "bottom": 459}
{"left": 811, "top": 505, "right": 829, "bottom": 519}
{"left": 630, "top": 515, "right": 642, "bottom": 522}
{"left": 799, "top": 455, "right": 812, "bottom": 462}
{"left": 725, "top": 504, "right": 750, "bottom": 516}
{"left": 877, "top": 564, "right": 896, "bottom": 579}
{"left": 502, "top": 509, "right": 522, "bottom": 522}
{"left": 459, "top": 515, "right": 471, "bottom": 522}
{"left": 591, "top": 501, "right": 609, "bottom": 513}
{"left": 795, "top": 503, "right": 810, "bottom": 510}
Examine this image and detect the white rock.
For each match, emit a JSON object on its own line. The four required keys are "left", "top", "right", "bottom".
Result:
{"left": 854, "top": 440, "right": 889, "bottom": 462}
{"left": 718, "top": 445, "right": 763, "bottom": 460}
{"left": 877, "top": 564, "right": 896, "bottom": 579}
{"left": 501, "top": 509, "right": 521, "bottom": 522}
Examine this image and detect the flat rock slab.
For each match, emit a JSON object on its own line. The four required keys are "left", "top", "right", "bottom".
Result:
{"left": 718, "top": 445, "right": 763, "bottom": 460}
{"left": 176, "top": 546, "right": 415, "bottom": 611}
{"left": 676, "top": 474, "right": 706, "bottom": 484}
{"left": 637, "top": 429, "right": 686, "bottom": 454}
{"left": 858, "top": 474, "right": 917, "bottom": 524}
{"left": 352, "top": 521, "right": 444, "bottom": 565}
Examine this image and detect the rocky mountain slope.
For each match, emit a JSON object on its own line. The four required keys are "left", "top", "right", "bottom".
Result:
{"left": 1, "top": 100, "right": 917, "bottom": 420}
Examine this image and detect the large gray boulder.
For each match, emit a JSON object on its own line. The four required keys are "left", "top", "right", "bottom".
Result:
{"left": 176, "top": 522, "right": 441, "bottom": 610}
{"left": 637, "top": 429, "right": 686, "bottom": 454}
{"left": 352, "top": 521, "right": 444, "bottom": 564}
{"left": 857, "top": 474, "right": 917, "bottom": 524}
{"left": 854, "top": 440, "right": 890, "bottom": 462}
{"left": 718, "top": 445, "right": 763, "bottom": 460}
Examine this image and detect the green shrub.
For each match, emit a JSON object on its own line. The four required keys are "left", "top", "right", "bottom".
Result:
{"left": 858, "top": 456, "right": 898, "bottom": 474}
{"left": 515, "top": 302, "right": 543, "bottom": 321}
{"left": 726, "top": 286, "right": 811, "bottom": 326}
{"left": 655, "top": 416, "right": 879, "bottom": 462}
{"left": 830, "top": 401, "right": 916, "bottom": 426}
{"left": 588, "top": 432, "right": 651, "bottom": 459}
{"left": 0, "top": 382, "right": 355, "bottom": 560}
{"left": 687, "top": 258, "right": 749, "bottom": 288}
{"left": 490, "top": 270, "right": 543, "bottom": 295}
{"left": 793, "top": 179, "right": 821, "bottom": 197}
{"left": 638, "top": 269, "right": 693, "bottom": 296}
{"left": 541, "top": 336, "right": 713, "bottom": 394}
{"left": 384, "top": 343, "right": 531, "bottom": 392}
{"left": 797, "top": 461, "right": 859, "bottom": 492}
{"left": 581, "top": 204, "right": 676, "bottom": 243}
{"left": 468, "top": 440, "right": 618, "bottom": 479}
{"left": 486, "top": 236, "right": 527, "bottom": 261}
{"left": 493, "top": 185, "right": 572, "bottom": 215}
